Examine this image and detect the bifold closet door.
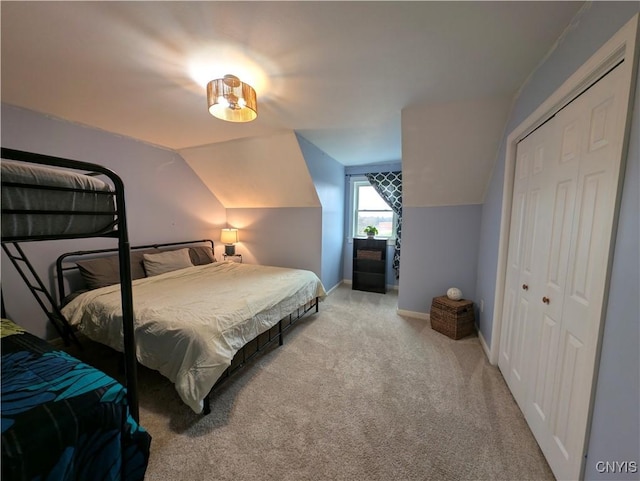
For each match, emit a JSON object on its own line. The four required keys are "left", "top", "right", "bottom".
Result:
{"left": 499, "top": 63, "right": 627, "bottom": 481}
{"left": 526, "top": 64, "right": 626, "bottom": 481}
{"left": 498, "top": 118, "right": 557, "bottom": 410}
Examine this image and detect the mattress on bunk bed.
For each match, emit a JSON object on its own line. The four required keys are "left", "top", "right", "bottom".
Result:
{"left": 62, "top": 261, "right": 327, "bottom": 413}
{"left": 0, "top": 319, "right": 151, "bottom": 481}
{"left": 1, "top": 160, "right": 116, "bottom": 238}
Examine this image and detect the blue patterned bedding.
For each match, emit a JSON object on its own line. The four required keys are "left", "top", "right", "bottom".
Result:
{"left": 1, "top": 319, "right": 151, "bottom": 480}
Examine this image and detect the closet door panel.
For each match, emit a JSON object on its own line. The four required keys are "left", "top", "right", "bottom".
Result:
{"left": 560, "top": 65, "right": 625, "bottom": 406}
{"left": 531, "top": 313, "right": 560, "bottom": 423}
{"left": 524, "top": 117, "right": 567, "bottom": 455}
{"left": 499, "top": 145, "right": 532, "bottom": 405}
{"left": 552, "top": 332, "right": 584, "bottom": 461}
{"left": 502, "top": 288, "right": 516, "bottom": 365}
{"left": 528, "top": 176, "right": 575, "bottom": 436}
{"left": 513, "top": 296, "right": 530, "bottom": 382}
{"left": 546, "top": 180, "right": 574, "bottom": 292}
{"left": 499, "top": 119, "right": 555, "bottom": 409}
{"left": 544, "top": 65, "right": 625, "bottom": 481}
{"left": 568, "top": 171, "right": 607, "bottom": 314}
{"left": 522, "top": 188, "right": 541, "bottom": 277}
{"left": 528, "top": 109, "right": 579, "bottom": 430}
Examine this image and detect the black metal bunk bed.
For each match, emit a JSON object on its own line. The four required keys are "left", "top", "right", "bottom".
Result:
{"left": 1, "top": 147, "right": 140, "bottom": 422}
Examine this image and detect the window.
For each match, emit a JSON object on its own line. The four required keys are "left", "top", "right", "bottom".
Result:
{"left": 352, "top": 179, "right": 396, "bottom": 238}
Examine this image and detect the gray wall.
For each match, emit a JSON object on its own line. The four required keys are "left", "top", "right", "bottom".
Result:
{"left": 1, "top": 103, "right": 227, "bottom": 338}
{"left": 473, "top": 4, "right": 640, "bottom": 478}
{"left": 297, "top": 134, "right": 345, "bottom": 291}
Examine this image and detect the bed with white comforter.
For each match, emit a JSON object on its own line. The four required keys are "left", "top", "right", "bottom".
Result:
{"left": 62, "top": 261, "right": 326, "bottom": 413}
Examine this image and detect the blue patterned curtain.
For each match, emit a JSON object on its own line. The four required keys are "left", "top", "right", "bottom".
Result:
{"left": 365, "top": 171, "right": 402, "bottom": 279}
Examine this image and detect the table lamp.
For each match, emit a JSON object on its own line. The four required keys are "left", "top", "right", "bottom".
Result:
{"left": 220, "top": 228, "right": 239, "bottom": 256}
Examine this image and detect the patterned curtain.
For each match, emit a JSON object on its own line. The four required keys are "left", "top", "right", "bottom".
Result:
{"left": 365, "top": 171, "right": 402, "bottom": 279}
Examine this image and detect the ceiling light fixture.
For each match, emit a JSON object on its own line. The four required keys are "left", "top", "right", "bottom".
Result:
{"left": 207, "top": 74, "right": 257, "bottom": 122}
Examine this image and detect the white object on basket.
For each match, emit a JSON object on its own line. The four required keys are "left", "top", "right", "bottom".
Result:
{"left": 447, "top": 287, "right": 462, "bottom": 301}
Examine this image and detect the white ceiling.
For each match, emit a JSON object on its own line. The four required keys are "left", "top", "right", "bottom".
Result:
{"left": 1, "top": 1, "right": 583, "bottom": 166}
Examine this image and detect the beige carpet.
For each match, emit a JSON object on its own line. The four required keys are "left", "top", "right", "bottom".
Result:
{"left": 72, "top": 285, "right": 554, "bottom": 481}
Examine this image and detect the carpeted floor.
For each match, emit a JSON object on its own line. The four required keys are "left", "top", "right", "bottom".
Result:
{"left": 72, "top": 285, "right": 554, "bottom": 481}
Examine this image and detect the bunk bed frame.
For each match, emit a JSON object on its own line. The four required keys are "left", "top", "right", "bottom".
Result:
{"left": 0, "top": 147, "right": 140, "bottom": 422}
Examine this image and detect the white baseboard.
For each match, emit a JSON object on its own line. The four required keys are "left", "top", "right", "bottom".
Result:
{"left": 397, "top": 309, "right": 430, "bottom": 321}
{"left": 342, "top": 279, "right": 352, "bottom": 285}
{"left": 325, "top": 281, "right": 342, "bottom": 295}
{"left": 478, "top": 328, "right": 494, "bottom": 364}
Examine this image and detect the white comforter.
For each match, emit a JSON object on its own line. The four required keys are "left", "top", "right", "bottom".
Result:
{"left": 62, "top": 261, "right": 326, "bottom": 413}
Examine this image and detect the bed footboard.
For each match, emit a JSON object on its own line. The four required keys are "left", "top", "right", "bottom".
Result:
{"left": 202, "top": 296, "right": 319, "bottom": 415}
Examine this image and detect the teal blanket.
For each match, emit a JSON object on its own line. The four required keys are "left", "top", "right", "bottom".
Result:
{"left": 1, "top": 319, "right": 151, "bottom": 480}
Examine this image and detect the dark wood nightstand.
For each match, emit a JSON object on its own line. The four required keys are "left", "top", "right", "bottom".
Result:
{"left": 352, "top": 238, "right": 386, "bottom": 293}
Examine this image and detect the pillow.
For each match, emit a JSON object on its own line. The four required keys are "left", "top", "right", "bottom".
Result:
{"left": 189, "top": 246, "right": 217, "bottom": 265}
{"left": 143, "top": 248, "right": 194, "bottom": 277}
{"left": 77, "top": 255, "right": 147, "bottom": 290}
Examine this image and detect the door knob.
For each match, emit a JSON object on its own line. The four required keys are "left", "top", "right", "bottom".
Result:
{"left": 522, "top": 284, "right": 529, "bottom": 290}
{"left": 542, "top": 296, "right": 550, "bottom": 304}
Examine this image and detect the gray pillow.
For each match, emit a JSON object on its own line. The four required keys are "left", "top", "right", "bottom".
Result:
{"left": 189, "top": 246, "right": 217, "bottom": 265}
{"left": 75, "top": 245, "right": 215, "bottom": 289}
{"left": 77, "top": 253, "right": 147, "bottom": 290}
{"left": 143, "top": 248, "right": 194, "bottom": 277}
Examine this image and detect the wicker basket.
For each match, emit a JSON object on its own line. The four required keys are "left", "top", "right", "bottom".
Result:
{"left": 430, "top": 296, "right": 475, "bottom": 340}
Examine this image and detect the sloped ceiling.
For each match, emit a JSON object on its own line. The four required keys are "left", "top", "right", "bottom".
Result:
{"left": 179, "top": 131, "right": 320, "bottom": 208}
{"left": 0, "top": 1, "right": 584, "bottom": 166}
{"left": 1, "top": 2, "right": 586, "bottom": 208}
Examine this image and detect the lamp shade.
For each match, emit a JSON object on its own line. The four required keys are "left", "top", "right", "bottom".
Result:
{"left": 207, "top": 75, "right": 257, "bottom": 122}
{"left": 220, "top": 228, "right": 239, "bottom": 245}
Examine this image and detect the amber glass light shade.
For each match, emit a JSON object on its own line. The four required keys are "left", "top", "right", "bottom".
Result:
{"left": 207, "top": 75, "right": 257, "bottom": 122}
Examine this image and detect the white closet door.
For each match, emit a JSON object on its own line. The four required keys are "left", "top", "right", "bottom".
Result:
{"left": 525, "top": 84, "right": 583, "bottom": 476}
{"left": 500, "top": 63, "right": 627, "bottom": 481}
{"left": 530, "top": 64, "right": 626, "bottom": 481}
{"left": 499, "top": 119, "right": 557, "bottom": 410}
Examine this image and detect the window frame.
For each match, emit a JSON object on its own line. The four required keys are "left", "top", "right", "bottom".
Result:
{"left": 349, "top": 176, "right": 397, "bottom": 242}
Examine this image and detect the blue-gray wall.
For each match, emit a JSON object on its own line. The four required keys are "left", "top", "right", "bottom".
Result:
{"left": 399, "top": 205, "right": 482, "bottom": 314}
{"left": 473, "top": 4, "right": 639, "bottom": 478}
{"left": 297, "top": 134, "right": 345, "bottom": 291}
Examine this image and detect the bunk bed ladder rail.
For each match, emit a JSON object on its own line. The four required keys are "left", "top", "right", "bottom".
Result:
{"left": 2, "top": 242, "right": 81, "bottom": 348}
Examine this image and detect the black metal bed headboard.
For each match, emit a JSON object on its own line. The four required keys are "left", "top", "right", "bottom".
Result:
{"left": 55, "top": 239, "right": 215, "bottom": 301}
